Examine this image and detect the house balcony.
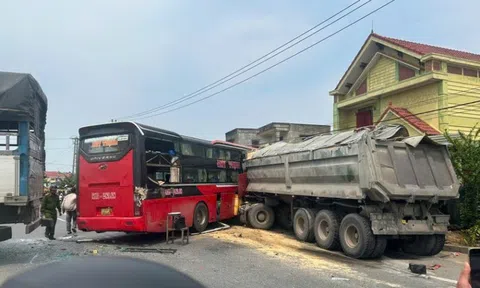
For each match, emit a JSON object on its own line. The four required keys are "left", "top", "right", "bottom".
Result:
{"left": 336, "top": 72, "right": 447, "bottom": 110}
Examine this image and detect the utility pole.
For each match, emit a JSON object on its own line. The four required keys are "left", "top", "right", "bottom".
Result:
{"left": 71, "top": 137, "right": 79, "bottom": 175}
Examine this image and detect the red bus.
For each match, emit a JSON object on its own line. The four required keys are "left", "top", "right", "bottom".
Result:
{"left": 76, "top": 122, "right": 251, "bottom": 233}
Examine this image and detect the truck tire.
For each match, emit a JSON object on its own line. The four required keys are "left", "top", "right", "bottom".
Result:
{"left": 428, "top": 234, "right": 446, "bottom": 256}
{"left": 313, "top": 210, "right": 340, "bottom": 250}
{"left": 366, "top": 236, "right": 387, "bottom": 259}
{"left": 193, "top": 202, "right": 209, "bottom": 232}
{"left": 293, "top": 208, "right": 315, "bottom": 242}
{"left": 402, "top": 235, "right": 437, "bottom": 256}
{"left": 247, "top": 204, "right": 275, "bottom": 230}
{"left": 339, "top": 213, "right": 375, "bottom": 259}
{"left": 276, "top": 204, "right": 292, "bottom": 230}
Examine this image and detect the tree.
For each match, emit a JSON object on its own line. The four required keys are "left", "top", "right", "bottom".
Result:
{"left": 445, "top": 126, "right": 480, "bottom": 228}
{"left": 58, "top": 174, "right": 76, "bottom": 188}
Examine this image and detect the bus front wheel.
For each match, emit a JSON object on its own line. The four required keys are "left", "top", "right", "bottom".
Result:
{"left": 193, "top": 202, "right": 209, "bottom": 232}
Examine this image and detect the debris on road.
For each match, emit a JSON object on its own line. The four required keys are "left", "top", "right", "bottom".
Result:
{"left": 204, "top": 226, "right": 350, "bottom": 272}
{"left": 190, "top": 222, "right": 230, "bottom": 236}
{"left": 409, "top": 263, "right": 427, "bottom": 275}
{"left": 76, "top": 238, "right": 94, "bottom": 243}
{"left": 428, "top": 264, "right": 442, "bottom": 270}
{"left": 116, "top": 247, "right": 177, "bottom": 254}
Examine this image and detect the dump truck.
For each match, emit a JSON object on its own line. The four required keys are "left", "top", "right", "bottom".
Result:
{"left": 0, "top": 72, "right": 47, "bottom": 242}
{"left": 238, "top": 125, "right": 459, "bottom": 259}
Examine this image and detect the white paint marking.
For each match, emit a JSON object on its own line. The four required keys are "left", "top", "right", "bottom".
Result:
{"left": 30, "top": 253, "right": 39, "bottom": 264}
{"left": 428, "top": 275, "right": 458, "bottom": 285}
{"left": 331, "top": 277, "right": 350, "bottom": 281}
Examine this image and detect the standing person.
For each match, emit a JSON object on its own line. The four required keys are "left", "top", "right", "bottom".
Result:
{"left": 62, "top": 187, "right": 78, "bottom": 235}
{"left": 41, "top": 185, "right": 62, "bottom": 240}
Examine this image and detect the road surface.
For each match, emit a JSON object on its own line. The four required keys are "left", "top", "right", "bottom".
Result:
{"left": 0, "top": 218, "right": 465, "bottom": 287}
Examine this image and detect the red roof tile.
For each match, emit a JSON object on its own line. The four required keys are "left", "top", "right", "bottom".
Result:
{"left": 45, "top": 171, "right": 72, "bottom": 178}
{"left": 377, "top": 105, "right": 440, "bottom": 135}
{"left": 372, "top": 33, "right": 480, "bottom": 62}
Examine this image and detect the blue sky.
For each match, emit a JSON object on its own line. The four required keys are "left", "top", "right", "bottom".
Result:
{"left": 0, "top": 0, "right": 478, "bottom": 172}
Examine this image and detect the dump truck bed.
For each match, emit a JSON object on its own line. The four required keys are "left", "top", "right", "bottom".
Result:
{"left": 245, "top": 125, "right": 459, "bottom": 203}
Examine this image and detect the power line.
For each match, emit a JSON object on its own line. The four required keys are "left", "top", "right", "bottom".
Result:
{"left": 131, "top": 0, "right": 396, "bottom": 121}
{"left": 117, "top": 0, "right": 371, "bottom": 120}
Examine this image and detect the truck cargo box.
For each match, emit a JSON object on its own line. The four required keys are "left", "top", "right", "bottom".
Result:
{"left": 245, "top": 125, "right": 459, "bottom": 203}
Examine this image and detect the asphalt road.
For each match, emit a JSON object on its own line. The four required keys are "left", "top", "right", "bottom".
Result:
{"left": 0, "top": 218, "right": 465, "bottom": 288}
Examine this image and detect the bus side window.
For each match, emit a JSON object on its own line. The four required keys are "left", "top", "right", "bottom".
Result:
{"left": 228, "top": 171, "right": 239, "bottom": 183}
{"left": 218, "top": 149, "right": 225, "bottom": 160}
{"left": 207, "top": 169, "right": 226, "bottom": 183}
{"left": 206, "top": 148, "right": 214, "bottom": 159}
{"left": 181, "top": 143, "right": 193, "bottom": 156}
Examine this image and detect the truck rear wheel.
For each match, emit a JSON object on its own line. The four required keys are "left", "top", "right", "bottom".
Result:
{"left": 429, "top": 234, "right": 445, "bottom": 256}
{"left": 293, "top": 208, "right": 315, "bottom": 242}
{"left": 339, "top": 213, "right": 375, "bottom": 259}
{"left": 313, "top": 210, "right": 340, "bottom": 250}
{"left": 366, "top": 236, "right": 387, "bottom": 259}
{"left": 247, "top": 204, "right": 275, "bottom": 230}
{"left": 193, "top": 202, "right": 209, "bottom": 232}
{"left": 402, "top": 234, "right": 445, "bottom": 256}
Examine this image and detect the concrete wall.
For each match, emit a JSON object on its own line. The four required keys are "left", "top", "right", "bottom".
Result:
{"left": 226, "top": 124, "right": 331, "bottom": 146}
{"left": 226, "top": 129, "right": 259, "bottom": 147}
{"left": 286, "top": 124, "right": 330, "bottom": 140}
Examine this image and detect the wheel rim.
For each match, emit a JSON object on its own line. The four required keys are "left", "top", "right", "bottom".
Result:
{"left": 318, "top": 219, "right": 330, "bottom": 240}
{"left": 296, "top": 216, "right": 305, "bottom": 234}
{"left": 256, "top": 211, "right": 267, "bottom": 223}
{"left": 197, "top": 209, "right": 206, "bottom": 226}
{"left": 344, "top": 224, "right": 359, "bottom": 249}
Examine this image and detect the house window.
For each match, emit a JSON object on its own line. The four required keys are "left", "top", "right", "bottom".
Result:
{"left": 251, "top": 140, "right": 259, "bottom": 147}
{"left": 356, "top": 79, "right": 367, "bottom": 95}
{"left": 447, "top": 65, "right": 462, "bottom": 75}
{"left": 464, "top": 68, "right": 478, "bottom": 78}
{"left": 356, "top": 110, "right": 373, "bottom": 128}
{"left": 433, "top": 61, "right": 441, "bottom": 71}
{"left": 398, "top": 65, "right": 416, "bottom": 81}
{"left": 424, "top": 60, "right": 433, "bottom": 71}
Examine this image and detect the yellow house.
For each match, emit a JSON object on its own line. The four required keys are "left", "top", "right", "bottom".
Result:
{"left": 330, "top": 33, "right": 480, "bottom": 136}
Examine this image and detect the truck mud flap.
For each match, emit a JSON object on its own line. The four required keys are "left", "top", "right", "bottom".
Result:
{"left": 0, "top": 226, "right": 12, "bottom": 242}
{"left": 25, "top": 218, "right": 41, "bottom": 234}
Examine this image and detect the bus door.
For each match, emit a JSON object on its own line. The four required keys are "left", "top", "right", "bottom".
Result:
{"left": 78, "top": 134, "right": 135, "bottom": 219}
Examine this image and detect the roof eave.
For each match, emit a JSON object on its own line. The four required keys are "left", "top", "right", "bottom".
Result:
{"left": 421, "top": 53, "right": 480, "bottom": 67}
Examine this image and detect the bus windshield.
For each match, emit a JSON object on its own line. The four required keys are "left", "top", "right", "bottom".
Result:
{"left": 81, "top": 134, "right": 130, "bottom": 154}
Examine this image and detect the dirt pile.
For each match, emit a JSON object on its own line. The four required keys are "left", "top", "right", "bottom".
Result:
{"left": 202, "top": 225, "right": 351, "bottom": 272}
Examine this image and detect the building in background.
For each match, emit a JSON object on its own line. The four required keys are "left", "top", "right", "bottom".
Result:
{"left": 226, "top": 122, "right": 331, "bottom": 147}
{"left": 330, "top": 33, "right": 480, "bottom": 136}
{"left": 44, "top": 171, "right": 72, "bottom": 188}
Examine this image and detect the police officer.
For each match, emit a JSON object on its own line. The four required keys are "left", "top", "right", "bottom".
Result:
{"left": 41, "top": 185, "right": 62, "bottom": 240}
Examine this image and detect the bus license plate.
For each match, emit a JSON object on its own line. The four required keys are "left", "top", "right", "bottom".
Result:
{"left": 101, "top": 208, "right": 112, "bottom": 216}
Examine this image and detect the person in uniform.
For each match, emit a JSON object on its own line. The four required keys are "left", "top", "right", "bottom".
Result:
{"left": 41, "top": 185, "right": 62, "bottom": 240}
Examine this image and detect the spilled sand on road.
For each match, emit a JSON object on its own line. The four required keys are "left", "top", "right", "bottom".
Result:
{"left": 201, "top": 225, "right": 351, "bottom": 273}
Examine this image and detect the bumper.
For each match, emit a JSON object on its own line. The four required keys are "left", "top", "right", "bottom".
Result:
{"left": 370, "top": 213, "right": 449, "bottom": 235}
{"left": 77, "top": 217, "right": 146, "bottom": 232}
